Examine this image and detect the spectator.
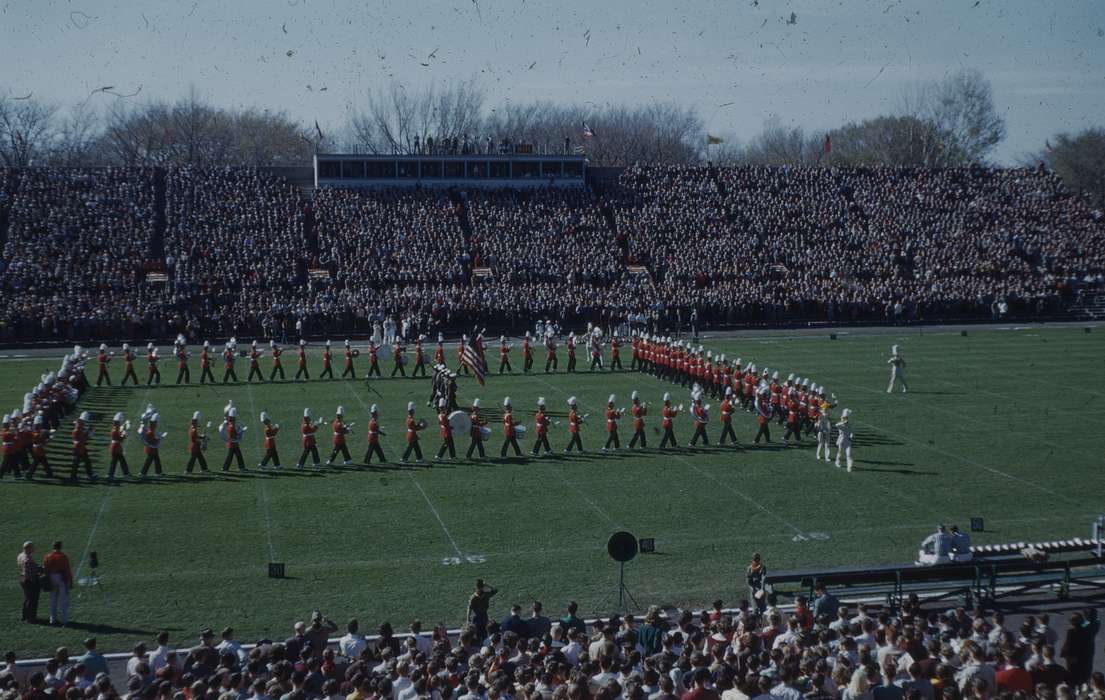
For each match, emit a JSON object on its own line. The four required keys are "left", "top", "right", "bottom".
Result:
{"left": 42, "top": 540, "right": 72, "bottom": 627}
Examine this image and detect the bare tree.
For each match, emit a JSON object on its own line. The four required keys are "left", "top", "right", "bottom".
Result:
{"left": 725, "top": 117, "right": 820, "bottom": 165}
{"left": 902, "top": 68, "right": 1005, "bottom": 166}
{"left": 823, "top": 115, "right": 946, "bottom": 167}
{"left": 350, "top": 80, "right": 486, "bottom": 154}
{"left": 0, "top": 95, "right": 58, "bottom": 166}
{"left": 48, "top": 103, "right": 103, "bottom": 166}
{"left": 1033, "top": 128, "right": 1105, "bottom": 205}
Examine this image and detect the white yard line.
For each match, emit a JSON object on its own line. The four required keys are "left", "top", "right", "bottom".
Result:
{"left": 340, "top": 380, "right": 465, "bottom": 558}
{"left": 243, "top": 382, "right": 279, "bottom": 562}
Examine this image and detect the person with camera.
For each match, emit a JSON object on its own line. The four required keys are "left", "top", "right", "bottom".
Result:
{"left": 17, "top": 540, "right": 42, "bottom": 624}
{"left": 467, "top": 578, "right": 497, "bottom": 639}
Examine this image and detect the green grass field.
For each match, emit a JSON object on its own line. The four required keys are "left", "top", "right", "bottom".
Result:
{"left": 1, "top": 325, "right": 1102, "bottom": 656}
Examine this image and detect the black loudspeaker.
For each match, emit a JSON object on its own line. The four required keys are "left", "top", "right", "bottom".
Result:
{"left": 829, "top": 333, "right": 837, "bottom": 340}
{"left": 268, "top": 563, "right": 285, "bottom": 578}
{"left": 970, "top": 518, "right": 984, "bottom": 532}
{"left": 607, "top": 531, "right": 638, "bottom": 562}
{"left": 89, "top": 552, "right": 99, "bottom": 569}
{"left": 638, "top": 538, "right": 656, "bottom": 553}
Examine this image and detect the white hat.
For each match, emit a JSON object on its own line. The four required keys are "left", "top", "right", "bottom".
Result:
{"left": 503, "top": 396, "right": 511, "bottom": 407}
{"left": 113, "top": 412, "right": 124, "bottom": 422}
{"left": 11, "top": 408, "right": 21, "bottom": 419}
{"left": 122, "top": 343, "right": 130, "bottom": 350}
{"left": 99, "top": 343, "right": 107, "bottom": 351}
{"left": 270, "top": 340, "right": 276, "bottom": 347}
{"left": 567, "top": 396, "right": 577, "bottom": 405}
{"left": 537, "top": 397, "right": 545, "bottom": 406}
{"left": 2, "top": 414, "right": 9, "bottom": 424}
{"left": 500, "top": 335, "right": 506, "bottom": 342}
{"left": 663, "top": 392, "right": 671, "bottom": 402}
{"left": 344, "top": 339, "right": 350, "bottom": 346}
{"left": 407, "top": 401, "right": 415, "bottom": 412}
{"left": 192, "top": 411, "right": 201, "bottom": 421}
{"left": 370, "top": 404, "right": 378, "bottom": 413}
{"left": 841, "top": 408, "right": 851, "bottom": 419}
{"left": 726, "top": 387, "right": 733, "bottom": 396}
{"left": 336, "top": 406, "right": 344, "bottom": 415}
{"left": 787, "top": 373, "right": 795, "bottom": 382}
{"left": 79, "top": 411, "right": 91, "bottom": 421}
{"left": 203, "top": 340, "right": 210, "bottom": 347}
{"left": 631, "top": 390, "right": 638, "bottom": 400}
{"left": 73, "top": 344, "right": 82, "bottom": 354}
{"left": 299, "top": 339, "right": 306, "bottom": 346}
{"left": 735, "top": 357, "right": 742, "bottom": 366}
{"left": 706, "top": 351, "right": 712, "bottom": 359}
{"left": 147, "top": 342, "right": 154, "bottom": 349}
{"left": 762, "top": 368, "right": 769, "bottom": 376}
{"left": 472, "top": 399, "right": 480, "bottom": 408}
{"left": 772, "top": 370, "right": 779, "bottom": 380}
{"left": 438, "top": 333, "right": 444, "bottom": 341}
{"left": 150, "top": 413, "right": 159, "bottom": 423}
{"left": 525, "top": 331, "right": 531, "bottom": 338}
{"left": 224, "top": 399, "right": 234, "bottom": 412}
{"left": 303, "top": 408, "right": 311, "bottom": 418}
{"left": 228, "top": 407, "right": 237, "bottom": 418}
{"left": 325, "top": 339, "right": 331, "bottom": 346}
{"left": 719, "top": 353, "right": 725, "bottom": 362}
{"left": 33, "top": 415, "right": 43, "bottom": 425}
{"left": 607, "top": 394, "right": 615, "bottom": 404}
{"left": 261, "top": 411, "right": 270, "bottom": 422}
{"left": 892, "top": 345, "right": 899, "bottom": 355}
{"left": 438, "top": 398, "right": 446, "bottom": 408}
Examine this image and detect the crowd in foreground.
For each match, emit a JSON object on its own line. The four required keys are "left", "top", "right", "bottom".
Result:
{"left": 2, "top": 580, "right": 1103, "bottom": 700}
{"left": 2, "top": 164, "right": 1103, "bottom": 341}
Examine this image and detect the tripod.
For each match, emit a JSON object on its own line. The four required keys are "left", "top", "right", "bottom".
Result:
{"left": 85, "top": 568, "right": 102, "bottom": 589}
{"left": 603, "top": 560, "right": 639, "bottom": 614}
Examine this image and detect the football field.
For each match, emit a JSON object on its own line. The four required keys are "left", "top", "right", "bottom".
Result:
{"left": 1, "top": 325, "right": 1102, "bottom": 656}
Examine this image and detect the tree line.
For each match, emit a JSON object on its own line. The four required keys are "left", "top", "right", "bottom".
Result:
{"left": 1, "top": 70, "right": 1102, "bottom": 204}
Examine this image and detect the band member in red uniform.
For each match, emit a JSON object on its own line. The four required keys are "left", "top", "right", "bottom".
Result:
{"left": 435, "top": 399, "right": 456, "bottom": 461}
{"left": 456, "top": 336, "right": 470, "bottom": 375}
{"left": 566, "top": 333, "right": 577, "bottom": 373}
{"left": 139, "top": 414, "right": 164, "bottom": 477}
{"left": 564, "top": 397, "right": 584, "bottom": 453}
{"left": 341, "top": 340, "right": 357, "bottom": 379}
{"left": 630, "top": 335, "right": 641, "bottom": 372}
{"left": 783, "top": 397, "right": 803, "bottom": 445}
{"left": 106, "top": 412, "right": 128, "bottom": 479}
{"left": 28, "top": 416, "right": 55, "bottom": 479}
{"left": 220, "top": 408, "right": 248, "bottom": 472}
{"left": 297, "top": 408, "right": 321, "bottom": 469}
{"left": 391, "top": 339, "right": 407, "bottom": 377}
{"left": 719, "top": 388, "right": 738, "bottom": 446}
{"left": 500, "top": 397, "right": 522, "bottom": 458}
{"left": 466, "top": 399, "right": 487, "bottom": 460}
{"left": 659, "top": 393, "right": 680, "bottom": 449}
{"left": 363, "top": 404, "right": 386, "bottom": 464}
{"left": 268, "top": 341, "right": 285, "bottom": 381}
{"left": 628, "top": 391, "right": 648, "bottom": 448}
{"left": 402, "top": 402, "right": 424, "bottom": 463}
{"left": 121, "top": 343, "right": 138, "bottom": 385}
{"left": 174, "top": 344, "right": 190, "bottom": 384}
{"left": 186, "top": 411, "right": 209, "bottom": 473}
{"left": 328, "top": 406, "right": 352, "bottom": 466}
{"left": 754, "top": 386, "right": 773, "bottom": 443}
{"left": 522, "top": 332, "right": 534, "bottom": 373}
{"left": 259, "top": 412, "right": 281, "bottom": 469}
{"left": 96, "top": 344, "right": 113, "bottom": 386}
{"left": 146, "top": 344, "right": 161, "bottom": 386}
{"left": 531, "top": 397, "right": 551, "bottom": 456}
{"left": 610, "top": 334, "right": 622, "bottom": 371}
{"left": 367, "top": 341, "right": 381, "bottom": 378}
{"left": 320, "top": 340, "right": 334, "bottom": 379}
{"left": 434, "top": 333, "right": 446, "bottom": 366}
{"left": 412, "top": 335, "right": 428, "bottom": 378}
{"left": 603, "top": 394, "right": 622, "bottom": 450}
{"left": 0, "top": 414, "right": 20, "bottom": 479}
{"left": 689, "top": 395, "right": 710, "bottom": 447}
{"left": 497, "top": 336, "right": 513, "bottom": 374}
{"left": 199, "top": 341, "right": 215, "bottom": 384}
{"left": 70, "top": 411, "right": 95, "bottom": 481}
{"left": 223, "top": 343, "right": 240, "bottom": 383}
{"left": 544, "top": 334, "right": 558, "bottom": 373}
{"left": 588, "top": 334, "right": 603, "bottom": 372}
{"left": 294, "top": 340, "right": 310, "bottom": 381}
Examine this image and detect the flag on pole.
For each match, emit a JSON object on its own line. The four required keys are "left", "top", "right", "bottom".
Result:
{"left": 582, "top": 122, "right": 595, "bottom": 139}
{"left": 461, "top": 337, "right": 487, "bottom": 385}
{"left": 707, "top": 134, "right": 724, "bottom": 145}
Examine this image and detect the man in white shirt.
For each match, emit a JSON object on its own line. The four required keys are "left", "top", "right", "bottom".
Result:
{"left": 589, "top": 625, "right": 617, "bottom": 660}
{"left": 125, "top": 643, "right": 147, "bottom": 679}
{"left": 217, "top": 627, "right": 248, "bottom": 665}
{"left": 562, "top": 630, "right": 584, "bottom": 667}
{"left": 772, "top": 619, "right": 801, "bottom": 650}
{"left": 590, "top": 656, "right": 619, "bottom": 695}
{"left": 339, "top": 619, "right": 367, "bottom": 660}
{"left": 409, "top": 620, "right": 433, "bottom": 656}
{"left": 392, "top": 660, "right": 413, "bottom": 700}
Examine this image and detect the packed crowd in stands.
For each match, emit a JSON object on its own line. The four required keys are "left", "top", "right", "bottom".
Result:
{"left": 0, "top": 164, "right": 1102, "bottom": 342}
{"left": 615, "top": 164, "right": 1105, "bottom": 325}
{"left": 3, "top": 589, "right": 1104, "bottom": 700}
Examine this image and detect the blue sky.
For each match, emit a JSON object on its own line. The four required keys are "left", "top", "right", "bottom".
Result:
{"left": 2, "top": 0, "right": 1103, "bottom": 162}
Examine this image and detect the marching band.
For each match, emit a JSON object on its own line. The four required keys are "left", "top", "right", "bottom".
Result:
{"left": 0, "top": 331, "right": 863, "bottom": 481}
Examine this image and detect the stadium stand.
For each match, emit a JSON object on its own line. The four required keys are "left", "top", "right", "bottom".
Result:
{"left": 0, "top": 165, "right": 1102, "bottom": 342}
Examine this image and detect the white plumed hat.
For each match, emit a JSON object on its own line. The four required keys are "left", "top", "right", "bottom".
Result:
{"left": 438, "top": 398, "right": 446, "bottom": 408}
{"left": 663, "top": 392, "right": 671, "bottom": 401}
{"left": 503, "top": 396, "right": 511, "bottom": 407}
{"left": 192, "top": 411, "right": 201, "bottom": 421}
{"left": 472, "top": 399, "right": 480, "bottom": 408}
{"left": 407, "top": 401, "right": 415, "bottom": 411}
{"left": 841, "top": 408, "right": 851, "bottom": 419}
{"left": 79, "top": 411, "right": 91, "bottom": 421}
{"left": 608, "top": 394, "right": 615, "bottom": 404}
{"left": 228, "top": 407, "right": 237, "bottom": 418}
{"left": 113, "top": 412, "right": 124, "bottom": 422}
{"left": 303, "top": 408, "right": 311, "bottom": 418}
{"left": 336, "top": 405, "right": 344, "bottom": 415}
{"left": 631, "top": 390, "right": 638, "bottom": 400}
{"left": 567, "top": 396, "right": 577, "bottom": 405}
{"left": 537, "top": 397, "right": 545, "bottom": 406}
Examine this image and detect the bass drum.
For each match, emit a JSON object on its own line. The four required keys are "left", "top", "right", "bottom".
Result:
{"left": 448, "top": 410, "right": 472, "bottom": 435}
{"left": 513, "top": 424, "right": 527, "bottom": 438}
{"left": 479, "top": 426, "right": 492, "bottom": 439}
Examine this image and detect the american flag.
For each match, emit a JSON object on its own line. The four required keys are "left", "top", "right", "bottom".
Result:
{"left": 461, "top": 337, "right": 487, "bottom": 385}
{"left": 582, "top": 122, "right": 595, "bottom": 139}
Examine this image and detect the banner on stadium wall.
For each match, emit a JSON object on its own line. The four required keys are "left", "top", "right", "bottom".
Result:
{"left": 308, "top": 269, "right": 331, "bottom": 279}
{"left": 146, "top": 272, "right": 168, "bottom": 283}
